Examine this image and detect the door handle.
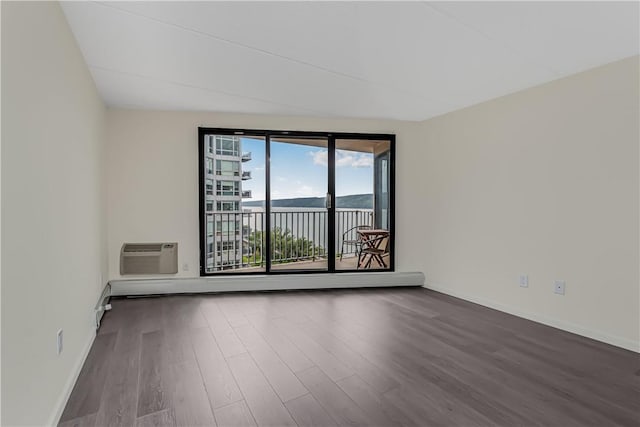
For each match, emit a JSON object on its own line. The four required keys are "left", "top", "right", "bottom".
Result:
{"left": 326, "top": 193, "right": 332, "bottom": 209}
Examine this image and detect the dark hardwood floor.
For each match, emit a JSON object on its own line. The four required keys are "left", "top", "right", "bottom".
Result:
{"left": 59, "top": 287, "right": 640, "bottom": 427}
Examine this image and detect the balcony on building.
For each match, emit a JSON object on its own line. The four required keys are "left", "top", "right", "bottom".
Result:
{"left": 242, "top": 190, "right": 252, "bottom": 198}
{"left": 241, "top": 152, "right": 252, "bottom": 162}
{"left": 242, "top": 171, "right": 252, "bottom": 180}
{"left": 204, "top": 209, "right": 386, "bottom": 273}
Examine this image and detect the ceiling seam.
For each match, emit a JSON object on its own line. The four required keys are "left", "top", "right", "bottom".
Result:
{"left": 90, "top": 65, "right": 330, "bottom": 116}
{"left": 93, "top": 1, "right": 448, "bottom": 106}
{"left": 421, "top": 1, "right": 561, "bottom": 78}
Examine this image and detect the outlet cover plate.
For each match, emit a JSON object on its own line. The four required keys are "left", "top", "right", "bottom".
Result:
{"left": 519, "top": 275, "right": 529, "bottom": 287}
{"left": 554, "top": 280, "right": 566, "bottom": 295}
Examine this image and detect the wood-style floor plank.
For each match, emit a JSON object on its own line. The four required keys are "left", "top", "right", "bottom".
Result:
{"left": 200, "top": 299, "right": 247, "bottom": 358}
{"left": 167, "top": 361, "right": 217, "bottom": 426}
{"left": 58, "top": 413, "right": 97, "bottom": 427}
{"left": 214, "top": 401, "right": 257, "bottom": 427}
{"left": 297, "top": 318, "right": 399, "bottom": 393}
{"left": 284, "top": 393, "right": 338, "bottom": 427}
{"left": 234, "top": 324, "right": 308, "bottom": 402}
{"left": 217, "top": 295, "right": 251, "bottom": 328}
{"left": 135, "top": 408, "right": 176, "bottom": 427}
{"left": 59, "top": 332, "right": 117, "bottom": 422}
{"left": 189, "top": 327, "right": 243, "bottom": 410}
{"left": 60, "top": 289, "right": 640, "bottom": 427}
{"left": 226, "top": 352, "right": 297, "bottom": 427}
{"left": 383, "top": 384, "right": 460, "bottom": 426}
{"left": 161, "top": 296, "right": 208, "bottom": 330}
{"left": 336, "top": 374, "right": 415, "bottom": 427}
{"left": 296, "top": 367, "right": 375, "bottom": 427}
{"left": 272, "top": 317, "right": 353, "bottom": 382}
{"left": 163, "top": 326, "right": 197, "bottom": 366}
{"left": 245, "top": 312, "right": 315, "bottom": 373}
{"left": 93, "top": 328, "right": 141, "bottom": 427}
{"left": 136, "top": 331, "right": 170, "bottom": 418}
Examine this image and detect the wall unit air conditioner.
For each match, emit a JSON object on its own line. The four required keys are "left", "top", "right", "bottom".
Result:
{"left": 120, "top": 243, "right": 178, "bottom": 275}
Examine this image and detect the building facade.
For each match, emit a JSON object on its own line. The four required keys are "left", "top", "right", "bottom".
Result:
{"left": 203, "top": 135, "right": 251, "bottom": 272}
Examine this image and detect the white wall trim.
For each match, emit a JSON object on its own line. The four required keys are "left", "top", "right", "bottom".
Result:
{"left": 110, "top": 271, "right": 425, "bottom": 296}
{"left": 48, "top": 330, "right": 96, "bottom": 427}
{"left": 424, "top": 282, "right": 640, "bottom": 353}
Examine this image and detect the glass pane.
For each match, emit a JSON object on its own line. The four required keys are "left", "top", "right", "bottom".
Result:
{"left": 335, "top": 138, "right": 391, "bottom": 271}
{"left": 216, "top": 160, "right": 240, "bottom": 176}
{"left": 270, "top": 136, "right": 328, "bottom": 271}
{"left": 203, "top": 134, "right": 266, "bottom": 273}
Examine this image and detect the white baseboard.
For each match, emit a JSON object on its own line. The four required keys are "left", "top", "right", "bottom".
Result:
{"left": 424, "top": 282, "right": 640, "bottom": 353}
{"left": 48, "top": 329, "right": 96, "bottom": 426}
{"left": 110, "top": 271, "right": 425, "bottom": 296}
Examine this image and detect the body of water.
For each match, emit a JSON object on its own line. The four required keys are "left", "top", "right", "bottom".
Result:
{"left": 238, "top": 207, "right": 373, "bottom": 249}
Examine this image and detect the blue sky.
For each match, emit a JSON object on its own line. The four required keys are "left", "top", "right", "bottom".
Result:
{"left": 241, "top": 137, "right": 373, "bottom": 201}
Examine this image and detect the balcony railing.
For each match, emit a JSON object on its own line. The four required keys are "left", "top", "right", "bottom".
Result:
{"left": 204, "top": 209, "right": 373, "bottom": 272}
{"left": 241, "top": 152, "right": 252, "bottom": 162}
{"left": 242, "top": 190, "right": 252, "bottom": 198}
{"left": 242, "top": 171, "right": 252, "bottom": 180}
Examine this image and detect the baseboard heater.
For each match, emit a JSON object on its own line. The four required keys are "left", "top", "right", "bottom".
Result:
{"left": 95, "top": 283, "right": 112, "bottom": 329}
{"left": 109, "top": 271, "right": 425, "bottom": 297}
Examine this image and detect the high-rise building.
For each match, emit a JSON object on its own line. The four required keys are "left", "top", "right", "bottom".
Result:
{"left": 203, "top": 135, "right": 252, "bottom": 272}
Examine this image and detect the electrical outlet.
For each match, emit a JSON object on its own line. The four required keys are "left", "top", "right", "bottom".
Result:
{"left": 57, "top": 329, "right": 63, "bottom": 355}
{"left": 554, "top": 280, "right": 566, "bottom": 295}
{"left": 519, "top": 274, "right": 529, "bottom": 288}
{"left": 182, "top": 263, "right": 189, "bottom": 272}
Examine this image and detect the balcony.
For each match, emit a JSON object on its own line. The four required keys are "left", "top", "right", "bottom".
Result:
{"left": 242, "top": 171, "right": 252, "bottom": 180}
{"left": 216, "top": 171, "right": 240, "bottom": 177}
{"left": 242, "top": 190, "right": 252, "bottom": 198}
{"left": 241, "top": 152, "right": 252, "bottom": 162}
{"left": 203, "top": 209, "right": 386, "bottom": 273}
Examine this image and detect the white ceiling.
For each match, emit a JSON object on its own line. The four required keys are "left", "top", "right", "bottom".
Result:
{"left": 61, "top": 1, "right": 639, "bottom": 121}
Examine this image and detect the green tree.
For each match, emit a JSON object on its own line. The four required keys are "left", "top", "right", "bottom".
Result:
{"left": 245, "top": 228, "right": 324, "bottom": 266}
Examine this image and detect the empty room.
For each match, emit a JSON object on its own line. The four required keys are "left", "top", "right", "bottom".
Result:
{"left": 1, "top": 1, "right": 639, "bottom": 426}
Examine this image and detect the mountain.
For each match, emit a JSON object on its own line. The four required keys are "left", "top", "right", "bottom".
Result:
{"left": 335, "top": 194, "right": 373, "bottom": 209}
{"left": 243, "top": 193, "right": 373, "bottom": 209}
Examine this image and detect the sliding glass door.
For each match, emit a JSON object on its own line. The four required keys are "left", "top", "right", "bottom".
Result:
{"left": 199, "top": 128, "right": 394, "bottom": 275}
{"left": 201, "top": 133, "right": 266, "bottom": 273}
{"left": 335, "top": 138, "right": 393, "bottom": 271}
{"left": 269, "top": 136, "right": 329, "bottom": 271}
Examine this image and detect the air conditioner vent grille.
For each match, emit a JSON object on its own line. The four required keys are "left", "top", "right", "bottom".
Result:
{"left": 123, "top": 243, "right": 163, "bottom": 252}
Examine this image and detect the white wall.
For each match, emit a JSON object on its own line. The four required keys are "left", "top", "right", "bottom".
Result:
{"left": 106, "top": 110, "right": 422, "bottom": 280}
{"left": 1, "top": 2, "right": 107, "bottom": 425}
{"left": 419, "top": 56, "right": 639, "bottom": 351}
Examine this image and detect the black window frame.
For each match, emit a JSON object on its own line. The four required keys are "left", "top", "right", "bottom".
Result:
{"left": 198, "top": 127, "right": 395, "bottom": 276}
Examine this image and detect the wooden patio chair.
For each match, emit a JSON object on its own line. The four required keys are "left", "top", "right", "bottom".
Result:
{"left": 357, "top": 234, "right": 389, "bottom": 269}
{"left": 340, "top": 225, "right": 372, "bottom": 261}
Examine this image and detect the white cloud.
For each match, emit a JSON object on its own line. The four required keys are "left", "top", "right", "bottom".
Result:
{"left": 309, "top": 150, "right": 372, "bottom": 168}
{"left": 350, "top": 155, "right": 373, "bottom": 168}
{"left": 310, "top": 150, "right": 328, "bottom": 166}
